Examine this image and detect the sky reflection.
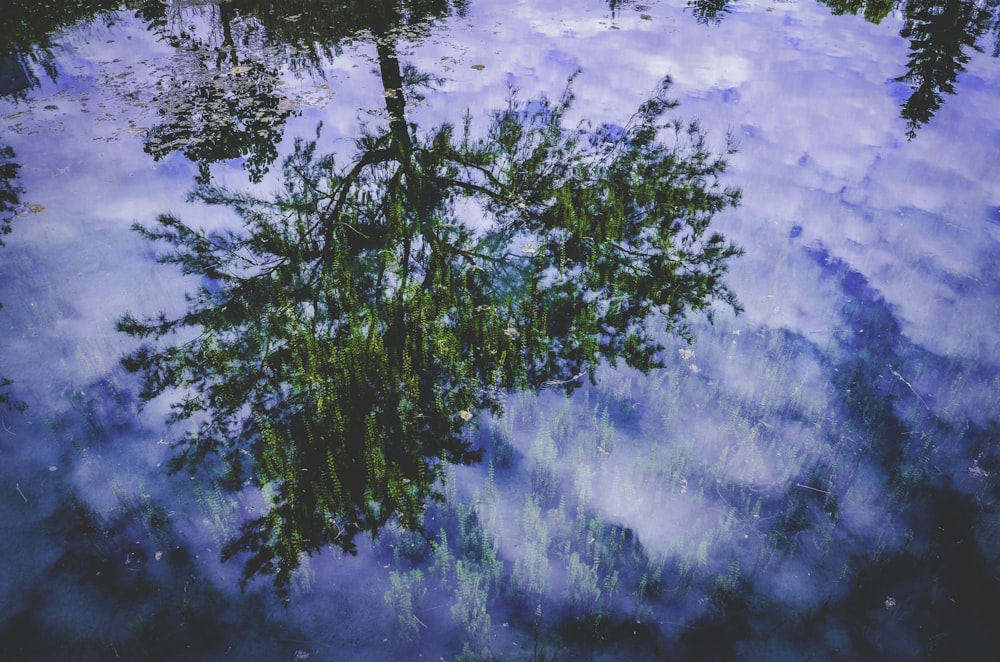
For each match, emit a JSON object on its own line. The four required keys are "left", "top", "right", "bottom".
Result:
{"left": 1, "top": 0, "right": 998, "bottom": 659}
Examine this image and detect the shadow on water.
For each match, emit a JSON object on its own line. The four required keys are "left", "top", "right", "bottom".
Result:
{"left": 0, "top": 0, "right": 128, "bottom": 97}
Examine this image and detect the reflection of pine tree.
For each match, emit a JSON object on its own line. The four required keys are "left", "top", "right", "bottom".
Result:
{"left": 0, "top": 145, "right": 18, "bottom": 241}
{"left": 120, "top": 2, "right": 742, "bottom": 594}
{"left": 896, "top": 0, "right": 994, "bottom": 137}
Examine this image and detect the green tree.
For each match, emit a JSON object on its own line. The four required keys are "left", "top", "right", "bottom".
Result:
{"left": 119, "top": 6, "right": 741, "bottom": 596}
{"left": 815, "top": 0, "right": 894, "bottom": 24}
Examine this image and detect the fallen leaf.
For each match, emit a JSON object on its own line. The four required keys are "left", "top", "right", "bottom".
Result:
{"left": 230, "top": 65, "right": 252, "bottom": 74}
{"left": 471, "top": 64, "right": 486, "bottom": 70}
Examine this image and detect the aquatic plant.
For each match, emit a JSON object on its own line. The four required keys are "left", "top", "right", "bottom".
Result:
{"left": 384, "top": 568, "right": 426, "bottom": 643}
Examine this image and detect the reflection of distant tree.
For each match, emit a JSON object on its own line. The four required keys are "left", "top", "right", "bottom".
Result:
{"left": 0, "top": 147, "right": 20, "bottom": 236}
{"left": 136, "top": 0, "right": 468, "bottom": 184}
{"left": 138, "top": 3, "right": 291, "bottom": 184}
{"left": 0, "top": 0, "right": 125, "bottom": 97}
{"left": 822, "top": 0, "right": 998, "bottom": 137}
{"left": 609, "top": 0, "right": 640, "bottom": 17}
{"left": 895, "top": 0, "right": 995, "bottom": 138}
{"left": 228, "top": 0, "right": 468, "bottom": 72}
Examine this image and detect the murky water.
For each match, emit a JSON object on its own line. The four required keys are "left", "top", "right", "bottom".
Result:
{"left": 2, "top": 0, "right": 999, "bottom": 659}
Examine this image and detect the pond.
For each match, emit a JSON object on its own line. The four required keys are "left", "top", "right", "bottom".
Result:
{"left": 1, "top": 0, "right": 999, "bottom": 659}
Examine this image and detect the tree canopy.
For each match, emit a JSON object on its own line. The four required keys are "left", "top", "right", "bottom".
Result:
{"left": 119, "top": 68, "right": 742, "bottom": 594}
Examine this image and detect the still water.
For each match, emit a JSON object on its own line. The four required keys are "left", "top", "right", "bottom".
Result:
{"left": 2, "top": 0, "right": 999, "bottom": 659}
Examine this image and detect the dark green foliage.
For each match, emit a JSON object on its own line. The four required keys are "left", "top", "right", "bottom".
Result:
{"left": 119, "top": 68, "right": 741, "bottom": 594}
{"left": 0, "top": 145, "right": 20, "bottom": 237}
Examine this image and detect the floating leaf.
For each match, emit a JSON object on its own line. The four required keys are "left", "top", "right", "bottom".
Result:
{"left": 471, "top": 64, "right": 486, "bottom": 70}
{"left": 230, "top": 65, "right": 252, "bottom": 74}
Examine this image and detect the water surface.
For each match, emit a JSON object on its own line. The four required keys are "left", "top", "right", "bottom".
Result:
{"left": 2, "top": 0, "right": 999, "bottom": 659}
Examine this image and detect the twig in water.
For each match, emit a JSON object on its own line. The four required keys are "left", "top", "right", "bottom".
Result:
{"left": 888, "top": 364, "right": 930, "bottom": 411}
{"left": 795, "top": 483, "right": 830, "bottom": 496}
{"left": 16, "top": 483, "right": 27, "bottom": 503}
{"left": 544, "top": 372, "right": 587, "bottom": 386}
{"left": 414, "top": 615, "right": 428, "bottom": 629}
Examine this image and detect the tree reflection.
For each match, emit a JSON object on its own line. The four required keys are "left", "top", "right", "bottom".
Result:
{"left": 894, "top": 0, "right": 996, "bottom": 138}
{"left": 137, "top": 2, "right": 292, "bottom": 184}
{"left": 689, "top": 0, "right": 999, "bottom": 138}
{"left": 120, "top": 2, "right": 742, "bottom": 594}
